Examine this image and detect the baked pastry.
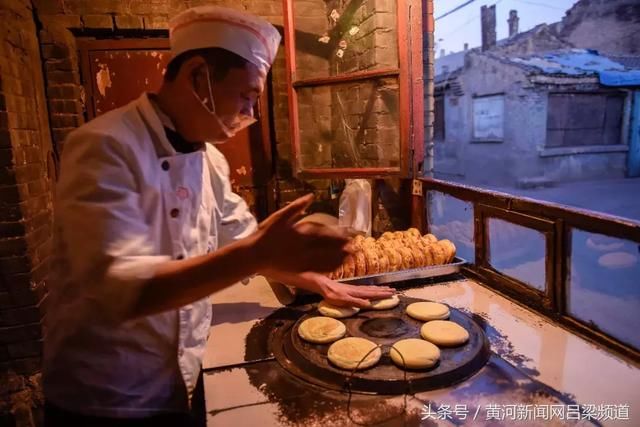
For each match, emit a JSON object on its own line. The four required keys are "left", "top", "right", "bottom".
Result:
{"left": 363, "top": 246, "right": 380, "bottom": 275}
{"left": 354, "top": 250, "right": 367, "bottom": 277}
{"left": 342, "top": 254, "right": 356, "bottom": 279}
{"left": 438, "top": 239, "right": 456, "bottom": 263}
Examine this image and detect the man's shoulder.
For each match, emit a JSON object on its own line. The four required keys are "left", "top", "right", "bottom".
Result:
{"left": 68, "top": 100, "right": 142, "bottom": 144}
{"left": 204, "top": 144, "right": 231, "bottom": 177}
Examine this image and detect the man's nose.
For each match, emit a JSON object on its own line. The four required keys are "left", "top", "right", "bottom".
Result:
{"left": 241, "top": 105, "right": 254, "bottom": 118}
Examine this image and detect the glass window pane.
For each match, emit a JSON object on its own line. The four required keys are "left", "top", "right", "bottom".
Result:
{"left": 488, "top": 218, "right": 546, "bottom": 291}
{"left": 568, "top": 229, "right": 640, "bottom": 349}
{"left": 293, "top": 0, "right": 399, "bottom": 80}
{"left": 297, "top": 77, "right": 400, "bottom": 169}
{"left": 427, "top": 191, "right": 474, "bottom": 263}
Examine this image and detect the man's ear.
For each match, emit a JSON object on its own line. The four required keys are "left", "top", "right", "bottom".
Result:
{"left": 179, "top": 55, "right": 208, "bottom": 86}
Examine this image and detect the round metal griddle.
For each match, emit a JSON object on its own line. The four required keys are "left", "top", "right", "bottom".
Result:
{"left": 271, "top": 296, "right": 490, "bottom": 395}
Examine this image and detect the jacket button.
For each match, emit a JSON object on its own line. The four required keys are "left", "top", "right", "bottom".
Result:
{"left": 170, "top": 208, "right": 179, "bottom": 218}
{"left": 161, "top": 160, "right": 170, "bottom": 171}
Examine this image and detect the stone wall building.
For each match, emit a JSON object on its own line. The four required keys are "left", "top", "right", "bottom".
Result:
{"left": 433, "top": 0, "right": 640, "bottom": 188}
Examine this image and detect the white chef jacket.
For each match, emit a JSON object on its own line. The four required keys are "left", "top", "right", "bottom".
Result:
{"left": 42, "top": 93, "right": 257, "bottom": 417}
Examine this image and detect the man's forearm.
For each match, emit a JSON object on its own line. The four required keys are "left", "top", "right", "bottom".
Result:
{"left": 265, "top": 270, "right": 330, "bottom": 296}
{"left": 130, "top": 235, "right": 263, "bottom": 319}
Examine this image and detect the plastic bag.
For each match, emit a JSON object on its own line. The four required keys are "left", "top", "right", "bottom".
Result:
{"left": 338, "top": 179, "right": 372, "bottom": 237}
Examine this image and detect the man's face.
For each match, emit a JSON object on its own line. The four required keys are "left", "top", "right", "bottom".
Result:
{"left": 192, "top": 59, "right": 265, "bottom": 141}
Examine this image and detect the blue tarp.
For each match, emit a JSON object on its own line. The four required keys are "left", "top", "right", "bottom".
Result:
{"left": 510, "top": 49, "right": 640, "bottom": 87}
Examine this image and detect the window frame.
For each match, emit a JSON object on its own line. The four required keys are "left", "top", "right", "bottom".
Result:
{"left": 545, "top": 90, "right": 627, "bottom": 149}
{"left": 282, "top": 0, "right": 424, "bottom": 178}
{"left": 471, "top": 93, "right": 505, "bottom": 143}
{"left": 420, "top": 177, "right": 640, "bottom": 364}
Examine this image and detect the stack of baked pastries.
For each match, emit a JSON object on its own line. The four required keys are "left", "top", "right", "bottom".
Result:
{"left": 328, "top": 228, "right": 456, "bottom": 280}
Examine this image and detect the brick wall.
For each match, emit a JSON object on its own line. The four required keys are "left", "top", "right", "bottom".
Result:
{"left": 1, "top": 0, "right": 54, "bottom": 425}
{"left": 0, "top": 0, "right": 431, "bottom": 424}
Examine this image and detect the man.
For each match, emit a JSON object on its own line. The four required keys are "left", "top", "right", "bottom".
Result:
{"left": 43, "top": 6, "right": 393, "bottom": 426}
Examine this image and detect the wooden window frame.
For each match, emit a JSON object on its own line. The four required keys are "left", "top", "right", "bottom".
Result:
{"left": 471, "top": 93, "right": 505, "bottom": 143}
{"left": 476, "top": 204, "right": 556, "bottom": 311}
{"left": 282, "top": 0, "right": 424, "bottom": 179}
{"left": 421, "top": 177, "right": 640, "bottom": 364}
{"left": 545, "top": 91, "right": 626, "bottom": 149}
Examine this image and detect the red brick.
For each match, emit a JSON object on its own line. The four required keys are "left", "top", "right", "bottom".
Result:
{"left": 129, "top": 1, "right": 169, "bottom": 15}
{"left": 0, "top": 238, "right": 28, "bottom": 258}
{"left": 26, "top": 180, "right": 46, "bottom": 198}
{"left": 64, "top": 0, "right": 127, "bottom": 14}
{"left": 32, "top": 0, "right": 66, "bottom": 15}
{"left": 46, "top": 84, "right": 82, "bottom": 99}
{"left": 0, "top": 130, "right": 10, "bottom": 148}
{"left": 7, "top": 339, "right": 42, "bottom": 358}
{"left": 0, "top": 256, "right": 32, "bottom": 275}
{"left": 115, "top": 15, "right": 144, "bottom": 29}
{"left": 0, "top": 356, "right": 42, "bottom": 375}
{"left": 44, "top": 58, "right": 74, "bottom": 72}
{"left": 0, "top": 292, "right": 11, "bottom": 309}
{"left": 0, "top": 184, "right": 23, "bottom": 204}
{"left": 0, "top": 111, "right": 9, "bottom": 129}
{"left": 41, "top": 44, "right": 70, "bottom": 60}
{"left": 143, "top": 15, "right": 169, "bottom": 30}
{"left": 50, "top": 114, "right": 80, "bottom": 128}
{"left": 7, "top": 275, "right": 46, "bottom": 308}
{"left": 0, "top": 357, "right": 42, "bottom": 374}
{"left": 25, "top": 223, "right": 51, "bottom": 249}
{"left": 48, "top": 99, "right": 82, "bottom": 115}
{"left": 82, "top": 14, "right": 114, "bottom": 29}
{"left": 21, "top": 146, "right": 42, "bottom": 165}
{"left": 51, "top": 127, "right": 74, "bottom": 143}
{"left": 0, "top": 221, "right": 26, "bottom": 239}
{"left": 15, "top": 112, "right": 39, "bottom": 130}
{"left": 0, "top": 148, "right": 14, "bottom": 166}
{"left": 0, "top": 323, "right": 41, "bottom": 345}
{"left": 14, "top": 164, "right": 41, "bottom": 184}
{"left": 0, "top": 305, "right": 41, "bottom": 327}
{"left": 0, "top": 204, "right": 24, "bottom": 222}
{"left": 46, "top": 70, "right": 80, "bottom": 85}
{"left": 30, "top": 259, "right": 49, "bottom": 285}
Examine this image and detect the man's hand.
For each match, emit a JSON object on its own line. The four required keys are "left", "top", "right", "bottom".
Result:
{"left": 266, "top": 270, "right": 395, "bottom": 308}
{"left": 321, "top": 280, "right": 395, "bottom": 308}
{"left": 254, "top": 194, "right": 352, "bottom": 276}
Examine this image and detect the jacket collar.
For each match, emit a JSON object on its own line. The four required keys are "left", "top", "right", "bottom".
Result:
{"left": 135, "top": 93, "right": 207, "bottom": 157}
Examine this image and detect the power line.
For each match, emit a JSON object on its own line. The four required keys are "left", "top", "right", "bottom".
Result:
{"left": 437, "top": 0, "right": 505, "bottom": 40}
{"left": 436, "top": 0, "right": 478, "bottom": 21}
{"left": 514, "top": 0, "right": 567, "bottom": 11}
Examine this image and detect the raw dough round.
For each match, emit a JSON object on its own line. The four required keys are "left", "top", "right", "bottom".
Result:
{"left": 369, "top": 294, "right": 400, "bottom": 310}
{"left": 390, "top": 338, "right": 440, "bottom": 369}
{"left": 327, "top": 337, "right": 382, "bottom": 370}
{"left": 420, "top": 320, "right": 469, "bottom": 347}
{"left": 318, "top": 300, "right": 360, "bottom": 318}
{"left": 406, "top": 302, "right": 450, "bottom": 321}
{"left": 298, "top": 316, "right": 346, "bottom": 344}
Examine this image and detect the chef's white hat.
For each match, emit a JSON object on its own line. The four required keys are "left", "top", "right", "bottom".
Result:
{"left": 169, "top": 6, "right": 281, "bottom": 76}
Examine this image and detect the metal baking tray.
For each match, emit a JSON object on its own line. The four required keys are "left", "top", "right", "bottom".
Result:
{"left": 338, "top": 257, "right": 467, "bottom": 285}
